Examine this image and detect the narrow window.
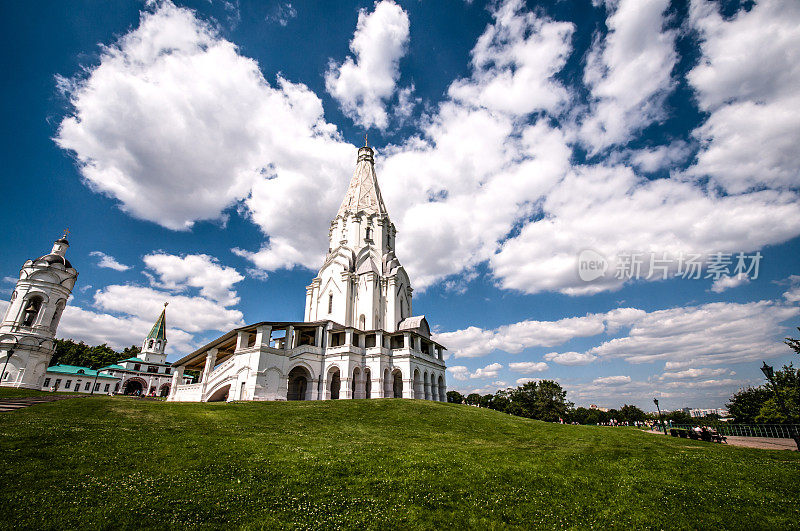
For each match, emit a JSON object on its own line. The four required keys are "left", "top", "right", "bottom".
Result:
{"left": 365, "top": 226, "right": 372, "bottom": 240}
{"left": 328, "top": 293, "right": 333, "bottom": 314}
{"left": 104, "top": 384, "right": 110, "bottom": 392}
{"left": 43, "top": 378, "right": 51, "bottom": 387}
{"left": 134, "top": 364, "right": 141, "bottom": 371}
{"left": 84, "top": 382, "right": 90, "bottom": 391}
{"left": 65, "top": 380, "right": 71, "bottom": 389}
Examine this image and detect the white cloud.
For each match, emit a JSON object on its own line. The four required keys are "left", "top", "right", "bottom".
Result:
{"left": 93, "top": 284, "right": 243, "bottom": 334}
{"left": 784, "top": 276, "right": 800, "bottom": 303}
{"left": 447, "top": 365, "right": 470, "bottom": 381}
{"left": 709, "top": 273, "right": 749, "bottom": 293}
{"left": 89, "top": 251, "right": 131, "bottom": 272}
{"left": 266, "top": 2, "right": 296, "bottom": 27}
{"left": 470, "top": 362, "right": 503, "bottom": 379}
{"left": 687, "top": 0, "right": 800, "bottom": 192}
{"left": 592, "top": 375, "right": 631, "bottom": 385}
{"left": 588, "top": 301, "right": 798, "bottom": 367}
{"left": 58, "top": 304, "right": 196, "bottom": 353}
{"left": 143, "top": 253, "right": 243, "bottom": 305}
{"left": 448, "top": 0, "right": 573, "bottom": 116}
{"left": 435, "top": 307, "right": 644, "bottom": 358}
{"left": 543, "top": 351, "right": 597, "bottom": 366}
{"left": 659, "top": 367, "right": 730, "bottom": 380}
{"left": 508, "top": 361, "right": 548, "bottom": 373}
{"left": 324, "top": 0, "right": 409, "bottom": 129}
{"left": 56, "top": 1, "right": 352, "bottom": 234}
{"left": 490, "top": 164, "right": 800, "bottom": 295}
{"left": 580, "top": 0, "right": 677, "bottom": 152}
{"left": 625, "top": 141, "right": 691, "bottom": 173}
{"left": 515, "top": 377, "right": 541, "bottom": 386}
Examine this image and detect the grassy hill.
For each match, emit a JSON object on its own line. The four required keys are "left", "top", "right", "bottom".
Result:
{"left": 0, "top": 397, "right": 798, "bottom": 529}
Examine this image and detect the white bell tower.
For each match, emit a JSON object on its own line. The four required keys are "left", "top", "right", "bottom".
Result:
{"left": 0, "top": 233, "right": 78, "bottom": 389}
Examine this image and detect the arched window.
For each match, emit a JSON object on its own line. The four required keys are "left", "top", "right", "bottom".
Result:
{"left": 22, "top": 296, "right": 43, "bottom": 327}
{"left": 148, "top": 339, "right": 154, "bottom": 349}
{"left": 359, "top": 314, "right": 366, "bottom": 330}
{"left": 328, "top": 293, "right": 333, "bottom": 314}
{"left": 365, "top": 226, "right": 372, "bottom": 240}
{"left": 50, "top": 299, "right": 66, "bottom": 331}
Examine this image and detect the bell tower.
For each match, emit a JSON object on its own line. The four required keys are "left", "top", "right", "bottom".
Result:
{"left": 0, "top": 233, "right": 78, "bottom": 388}
{"left": 139, "top": 303, "right": 168, "bottom": 364}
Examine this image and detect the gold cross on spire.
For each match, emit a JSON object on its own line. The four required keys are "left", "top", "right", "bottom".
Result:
{"left": 164, "top": 302, "right": 169, "bottom": 308}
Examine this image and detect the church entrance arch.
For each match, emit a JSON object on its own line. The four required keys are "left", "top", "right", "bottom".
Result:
{"left": 122, "top": 377, "right": 146, "bottom": 396}
{"left": 288, "top": 366, "right": 311, "bottom": 401}
{"left": 352, "top": 367, "right": 361, "bottom": 399}
{"left": 207, "top": 383, "right": 230, "bottom": 402}
{"left": 327, "top": 367, "right": 341, "bottom": 400}
{"left": 438, "top": 375, "right": 446, "bottom": 402}
{"left": 364, "top": 368, "right": 371, "bottom": 399}
{"left": 392, "top": 369, "right": 403, "bottom": 398}
{"left": 383, "top": 368, "right": 391, "bottom": 396}
{"left": 159, "top": 383, "right": 170, "bottom": 397}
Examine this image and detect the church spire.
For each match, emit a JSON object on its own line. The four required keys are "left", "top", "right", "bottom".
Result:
{"left": 147, "top": 303, "right": 168, "bottom": 341}
{"left": 336, "top": 144, "right": 388, "bottom": 219}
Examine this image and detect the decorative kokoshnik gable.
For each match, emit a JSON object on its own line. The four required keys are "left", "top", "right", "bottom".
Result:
{"left": 168, "top": 144, "right": 447, "bottom": 402}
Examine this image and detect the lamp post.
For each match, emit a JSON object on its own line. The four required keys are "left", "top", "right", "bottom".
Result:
{"left": 760, "top": 361, "right": 799, "bottom": 450}
{"left": 1, "top": 349, "right": 15, "bottom": 385}
{"left": 654, "top": 398, "right": 666, "bottom": 435}
{"left": 90, "top": 365, "right": 101, "bottom": 395}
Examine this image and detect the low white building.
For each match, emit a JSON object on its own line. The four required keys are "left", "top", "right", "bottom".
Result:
{"left": 41, "top": 365, "right": 120, "bottom": 394}
{"left": 99, "top": 305, "right": 193, "bottom": 396}
{"left": 168, "top": 145, "right": 447, "bottom": 402}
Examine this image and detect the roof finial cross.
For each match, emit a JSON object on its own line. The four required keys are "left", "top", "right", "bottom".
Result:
{"left": 164, "top": 302, "right": 169, "bottom": 308}
{"left": 364, "top": 133, "right": 368, "bottom": 147}
{"left": 62, "top": 228, "right": 70, "bottom": 239}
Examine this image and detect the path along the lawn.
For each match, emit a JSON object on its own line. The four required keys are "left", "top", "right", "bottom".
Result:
{"left": 645, "top": 428, "right": 797, "bottom": 451}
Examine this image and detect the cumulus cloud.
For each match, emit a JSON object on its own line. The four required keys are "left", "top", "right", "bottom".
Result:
{"left": 543, "top": 351, "right": 597, "bottom": 366}
{"left": 56, "top": 1, "right": 352, "bottom": 235}
{"left": 434, "top": 307, "right": 643, "bottom": 358}
{"left": 709, "top": 273, "right": 749, "bottom": 293}
{"left": 687, "top": 0, "right": 800, "bottom": 192}
{"left": 625, "top": 141, "right": 692, "bottom": 173}
{"left": 580, "top": 0, "right": 677, "bottom": 152}
{"left": 508, "top": 361, "right": 548, "bottom": 373}
{"left": 89, "top": 251, "right": 131, "bottom": 272}
{"left": 470, "top": 362, "right": 503, "bottom": 379}
{"left": 784, "top": 276, "right": 800, "bottom": 303}
{"left": 588, "top": 301, "right": 798, "bottom": 367}
{"left": 324, "top": 0, "right": 409, "bottom": 129}
{"left": 143, "top": 253, "right": 244, "bottom": 305}
{"left": 448, "top": 0, "right": 573, "bottom": 116}
{"left": 94, "top": 284, "right": 243, "bottom": 334}
{"left": 592, "top": 375, "right": 631, "bottom": 385}
{"left": 447, "top": 365, "right": 470, "bottom": 381}
{"left": 659, "top": 367, "right": 731, "bottom": 380}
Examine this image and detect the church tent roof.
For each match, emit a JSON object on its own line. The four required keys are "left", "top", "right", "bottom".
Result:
{"left": 147, "top": 306, "right": 167, "bottom": 340}
{"left": 337, "top": 146, "right": 388, "bottom": 218}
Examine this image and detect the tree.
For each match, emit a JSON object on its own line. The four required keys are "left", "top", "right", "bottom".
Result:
{"left": 755, "top": 364, "right": 800, "bottom": 423}
{"left": 785, "top": 327, "right": 800, "bottom": 355}
{"left": 446, "top": 390, "right": 464, "bottom": 404}
{"left": 665, "top": 410, "right": 692, "bottom": 424}
{"left": 479, "top": 394, "right": 495, "bottom": 409}
{"left": 465, "top": 393, "right": 482, "bottom": 406}
{"left": 619, "top": 404, "right": 646, "bottom": 423}
{"left": 507, "top": 380, "right": 572, "bottom": 421}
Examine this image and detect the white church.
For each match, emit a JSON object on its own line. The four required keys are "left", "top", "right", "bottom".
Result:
{"left": 168, "top": 145, "right": 448, "bottom": 402}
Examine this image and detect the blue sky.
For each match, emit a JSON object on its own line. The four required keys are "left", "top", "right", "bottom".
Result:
{"left": 1, "top": 0, "right": 799, "bottom": 410}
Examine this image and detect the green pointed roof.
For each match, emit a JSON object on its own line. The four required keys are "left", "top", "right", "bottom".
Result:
{"left": 147, "top": 306, "right": 167, "bottom": 341}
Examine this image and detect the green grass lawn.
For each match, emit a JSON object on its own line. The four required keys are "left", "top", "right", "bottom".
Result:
{"left": 1, "top": 398, "right": 798, "bottom": 529}
{"left": 0, "top": 387, "right": 56, "bottom": 398}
